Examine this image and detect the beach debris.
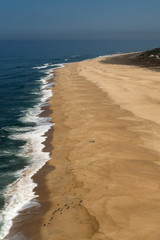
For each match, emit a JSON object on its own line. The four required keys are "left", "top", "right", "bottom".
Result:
{"left": 90, "top": 140, "right": 95, "bottom": 143}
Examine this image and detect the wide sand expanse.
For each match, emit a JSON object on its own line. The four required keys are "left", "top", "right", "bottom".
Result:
{"left": 40, "top": 55, "right": 160, "bottom": 240}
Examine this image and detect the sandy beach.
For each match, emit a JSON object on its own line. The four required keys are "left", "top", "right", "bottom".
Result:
{"left": 35, "top": 54, "right": 160, "bottom": 240}
{"left": 1, "top": 0, "right": 160, "bottom": 238}
{"left": 7, "top": 53, "right": 160, "bottom": 240}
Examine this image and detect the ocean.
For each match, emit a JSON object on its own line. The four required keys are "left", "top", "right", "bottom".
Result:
{"left": 0, "top": 39, "right": 159, "bottom": 239}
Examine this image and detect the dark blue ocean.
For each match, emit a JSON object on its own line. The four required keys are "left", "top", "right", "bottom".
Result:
{"left": 0, "top": 39, "right": 159, "bottom": 239}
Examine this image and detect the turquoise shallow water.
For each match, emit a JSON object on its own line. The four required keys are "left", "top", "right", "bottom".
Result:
{"left": 0, "top": 39, "right": 159, "bottom": 239}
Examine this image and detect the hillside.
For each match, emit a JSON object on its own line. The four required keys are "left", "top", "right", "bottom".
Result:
{"left": 102, "top": 48, "right": 160, "bottom": 71}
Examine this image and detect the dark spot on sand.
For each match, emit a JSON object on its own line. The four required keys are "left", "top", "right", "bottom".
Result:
{"left": 90, "top": 140, "right": 95, "bottom": 143}
{"left": 43, "top": 224, "right": 46, "bottom": 226}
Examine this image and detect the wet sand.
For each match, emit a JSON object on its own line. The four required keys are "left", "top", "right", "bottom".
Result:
{"left": 7, "top": 54, "right": 160, "bottom": 239}
{"left": 5, "top": 93, "right": 55, "bottom": 240}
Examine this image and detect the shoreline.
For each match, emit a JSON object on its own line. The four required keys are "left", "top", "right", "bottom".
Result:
{"left": 40, "top": 53, "right": 160, "bottom": 239}
{"left": 6, "top": 50, "right": 160, "bottom": 239}
{"left": 4, "top": 76, "right": 55, "bottom": 240}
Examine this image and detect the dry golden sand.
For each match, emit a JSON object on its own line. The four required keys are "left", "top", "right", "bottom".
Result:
{"left": 40, "top": 57, "right": 160, "bottom": 240}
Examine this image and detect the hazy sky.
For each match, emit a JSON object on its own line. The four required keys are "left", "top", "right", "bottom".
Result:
{"left": 0, "top": 0, "right": 160, "bottom": 40}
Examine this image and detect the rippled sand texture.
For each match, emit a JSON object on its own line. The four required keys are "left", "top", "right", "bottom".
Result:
{"left": 41, "top": 56, "right": 160, "bottom": 240}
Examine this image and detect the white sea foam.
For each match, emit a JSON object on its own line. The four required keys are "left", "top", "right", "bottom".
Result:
{"left": 33, "top": 63, "right": 64, "bottom": 70}
{"left": 33, "top": 63, "right": 50, "bottom": 69}
{"left": 50, "top": 63, "right": 65, "bottom": 68}
{"left": 0, "top": 64, "right": 64, "bottom": 240}
{"left": 0, "top": 120, "right": 52, "bottom": 239}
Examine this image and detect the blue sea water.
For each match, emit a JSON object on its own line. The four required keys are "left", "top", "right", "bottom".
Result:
{"left": 0, "top": 39, "right": 159, "bottom": 239}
